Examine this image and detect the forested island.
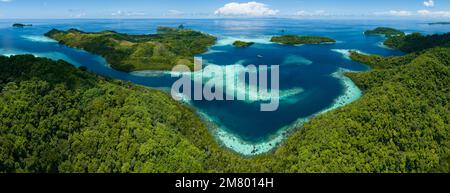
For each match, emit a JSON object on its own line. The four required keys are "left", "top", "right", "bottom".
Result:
{"left": 270, "top": 35, "right": 336, "bottom": 45}
{"left": 45, "top": 27, "right": 217, "bottom": 72}
{"left": 364, "top": 27, "right": 405, "bottom": 36}
{"left": 12, "top": 23, "right": 32, "bottom": 28}
{"left": 0, "top": 28, "right": 449, "bottom": 173}
{"left": 233, "top": 40, "right": 254, "bottom": 48}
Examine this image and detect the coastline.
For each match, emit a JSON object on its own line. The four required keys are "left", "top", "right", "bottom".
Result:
{"left": 129, "top": 64, "right": 364, "bottom": 156}
{"left": 201, "top": 67, "right": 364, "bottom": 156}
{"left": 215, "top": 36, "right": 274, "bottom": 46}
{"left": 0, "top": 48, "right": 83, "bottom": 67}
{"left": 332, "top": 49, "right": 367, "bottom": 60}
{"left": 376, "top": 41, "right": 394, "bottom": 50}
{"left": 21, "top": 35, "right": 57, "bottom": 43}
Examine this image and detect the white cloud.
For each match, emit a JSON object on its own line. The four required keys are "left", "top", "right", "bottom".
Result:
{"left": 73, "top": 13, "right": 86, "bottom": 18}
{"left": 295, "top": 11, "right": 309, "bottom": 16}
{"left": 111, "top": 10, "right": 146, "bottom": 17}
{"left": 0, "top": 0, "right": 13, "bottom": 2}
{"left": 424, "top": 0, "right": 435, "bottom": 7}
{"left": 68, "top": 9, "right": 86, "bottom": 18}
{"left": 295, "top": 10, "right": 329, "bottom": 17}
{"left": 168, "top": 10, "right": 184, "bottom": 15}
{"left": 418, "top": 9, "right": 450, "bottom": 17}
{"left": 372, "top": 9, "right": 450, "bottom": 18}
{"left": 166, "top": 10, "right": 184, "bottom": 17}
{"left": 214, "top": 2, "right": 279, "bottom": 17}
{"left": 418, "top": 9, "right": 431, "bottom": 15}
{"left": 373, "top": 10, "right": 414, "bottom": 16}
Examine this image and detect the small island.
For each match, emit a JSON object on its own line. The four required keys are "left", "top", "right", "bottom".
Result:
{"left": 270, "top": 35, "right": 336, "bottom": 45}
{"left": 364, "top": 27, "right": 404, "bottom": 36}
{"left": 45, "top": 27, "right": 217, "bottom": 72}
{"left": 12, "top": 23, "right": 32, "bottom": 28}
{"left": 233, "top": 40, "right": 254, "bottom": 48}
{"left": 428, "top": 22, "right": 450, "bottom": 25}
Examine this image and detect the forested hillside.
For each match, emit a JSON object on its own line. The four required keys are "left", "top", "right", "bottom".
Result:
{"left": 0, "top": 55, "right": 250, "bottom": 172}
{"left": 256, "top": 32, "right": 450, "bottom": 172}
{"left": 384, "top": 32, "right": 450, "bottom": 53}
{"left": 267, "top": 47, "right": 449, "bottom": 172}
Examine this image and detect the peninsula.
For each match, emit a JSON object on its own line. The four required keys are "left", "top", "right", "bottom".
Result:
{"left": 270, "top": 35, "right": 336, "bottom": 45}
{"left": 45, "top": 27, "right": 217, "bottom": 72}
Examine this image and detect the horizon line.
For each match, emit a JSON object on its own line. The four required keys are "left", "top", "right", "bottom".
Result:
{"left": 1, "top": 17, "right": 448, "bottom": 21}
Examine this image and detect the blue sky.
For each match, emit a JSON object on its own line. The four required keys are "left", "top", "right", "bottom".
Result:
{"left": 0, "top": 0, "right": 449, "bottom": 19}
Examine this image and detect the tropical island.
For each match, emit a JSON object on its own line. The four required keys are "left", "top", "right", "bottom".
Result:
{"left": 12, "top": 23, "right": 32, "bottom": 28}
{"left": 270, "top": 35, "right": 336, "bottom": 45}
{"left": 1, "top": 28, "right": 448, "bottom": 173}
{"left": 233, "top": 40, "right": 254, "bottom": 48}
{"left": 364, "top": 27, "right": 405, "bottom": 36}
{"left": 45, "top": 27, "right": 217, "bottom": 72}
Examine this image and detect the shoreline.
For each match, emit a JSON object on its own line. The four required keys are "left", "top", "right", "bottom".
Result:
{"left": 200, "top": 67, "right": 364, "bottom": 156}
{"left": 0, "top": 48, "right": 83, "bottom": 67}
{"left": 21, "top": 35, "right": 57, "bottom": 43}
{"left": 215, "top": 36, "right": 274, "bottom": 46}
{"left": 376, "top": 41, "right": 394, "bottom": 50}
{"left": 332, "top": 49, "right": 368, "bottom": 60}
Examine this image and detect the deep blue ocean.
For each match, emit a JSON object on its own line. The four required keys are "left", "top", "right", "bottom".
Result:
{"left": 1, "top": 19, "right": 448, "bottom": 154}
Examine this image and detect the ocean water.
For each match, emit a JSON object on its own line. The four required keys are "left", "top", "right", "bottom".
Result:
{"left": 1, "top": 19, "right": 448, "bottom": 155}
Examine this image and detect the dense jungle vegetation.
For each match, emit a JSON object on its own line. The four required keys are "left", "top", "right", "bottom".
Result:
{"left": 270, "top": 35, "right": 336, "bottom": 45}
{"left": 270, "top": 46, "right": 449, "bottom": 172}
{"left": 45, "top": 27, "right": 217, "bottom": 72}
{"left": 1, "top": 30, "right": 449, "bottom": 173}
{"left": 384, "top": 32, "right": 450, "bottom": 53}
{"left": 0, "top": 55, "right": 253, "bottom": 172}
{"left": 232, "top": 40, "right": 255, "bottom": 48}
{"left": 364, "top": 27, "right": 405, "bottom": 36}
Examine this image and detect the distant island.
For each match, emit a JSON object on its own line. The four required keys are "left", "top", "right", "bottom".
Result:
{"left": 428, "top": 22, "right": 450, "bottom": 25}
{"left": 233, "top": 40, "right": 254, "bottom": 48}
{"left": 364, "top": 27, "right": 405, "bottom": 36}
{"left": 45, "top": 27, "right": 217, "bottom": 72}
{"left": 270, "top": 35, "right": 336, "bottom": 45}
{"left": 12, "top": 23, "right": 32, "bottom": 28}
